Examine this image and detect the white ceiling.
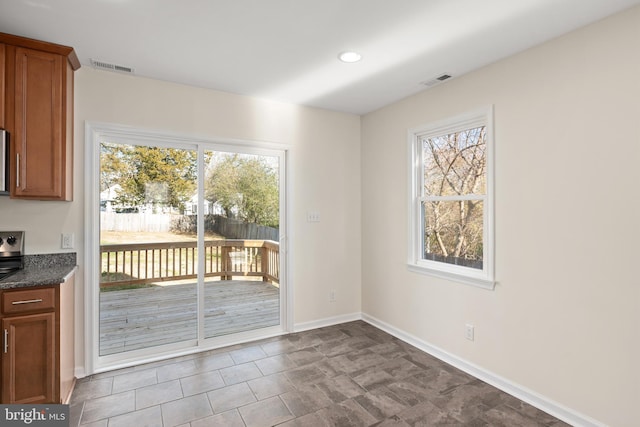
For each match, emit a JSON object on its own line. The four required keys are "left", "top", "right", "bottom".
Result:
{"left": 1, "top": 0, "right": 638, "bottom": 114}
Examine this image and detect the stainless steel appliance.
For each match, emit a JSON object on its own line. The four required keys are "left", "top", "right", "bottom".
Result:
{"left": 0, "top": 129, "right": 8, "bottom": 193}
{"left": 0, "top": 231, "right": 24, "bottom": 280}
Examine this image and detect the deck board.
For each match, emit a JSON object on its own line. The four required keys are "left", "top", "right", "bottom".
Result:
{"left": 99, "top": 280, "right": 279, "bottom": 356}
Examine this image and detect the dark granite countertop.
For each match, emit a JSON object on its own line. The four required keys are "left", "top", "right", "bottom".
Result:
{"left": 0, "top": 253, "right": 77, "bottom": 290}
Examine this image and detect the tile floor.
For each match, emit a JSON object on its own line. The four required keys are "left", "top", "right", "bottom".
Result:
{"left": 70, "top": 321, "right": 569, "bottom": 426}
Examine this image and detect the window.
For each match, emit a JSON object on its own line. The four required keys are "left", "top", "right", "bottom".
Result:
{"left": 408, "top": 107, "right": 494, "bottom": 289}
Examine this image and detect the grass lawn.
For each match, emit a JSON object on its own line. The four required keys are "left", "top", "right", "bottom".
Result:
{"left": 100, "top": 230, "right": 222, "bottom": 244}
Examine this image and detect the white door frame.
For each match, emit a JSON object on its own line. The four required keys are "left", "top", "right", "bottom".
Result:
{"left": 84, "top": 121, "right": 292, "bottom": 375}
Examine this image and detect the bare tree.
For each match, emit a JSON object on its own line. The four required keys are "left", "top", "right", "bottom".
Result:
{"left": 423, "top": 126, "right": 486, "bottom": 264}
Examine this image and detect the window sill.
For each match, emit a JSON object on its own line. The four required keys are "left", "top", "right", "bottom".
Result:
{"left": 407, "top": 264, "right": 496, "bottom": 290}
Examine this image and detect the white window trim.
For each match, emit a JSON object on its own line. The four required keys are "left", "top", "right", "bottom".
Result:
{"left": 407, "top": 106, "right": 495, "bottom": 290}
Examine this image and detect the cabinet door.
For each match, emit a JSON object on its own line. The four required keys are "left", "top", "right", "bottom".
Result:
{"left": 2, "top": 313, "right": 55, "bottom": 404}
{"left": 12, "top": 47, "right": 67, "bottom": 200}
{"left": 0, "top": 43, "right": 5, "bottom": 129}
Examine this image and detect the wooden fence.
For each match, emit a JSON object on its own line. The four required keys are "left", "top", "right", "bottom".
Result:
{"left": 101, "top": 213, "right": 279, "bottom": 241}
{"left": 100, "top": 240, "right": 279, "bottom": 288}
{"left": 171, "top": 215, "right": 279, "bottom": 241}
{"left": 210, "top": 216, "right": 279, "bottom": 241}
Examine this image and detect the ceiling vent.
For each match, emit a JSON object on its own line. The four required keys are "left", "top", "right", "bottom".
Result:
{"left": 421, "top": 73, "right": 452, "bottom": 87}
{"left": 90, "top": 59, "right": 135, "bottom": 75}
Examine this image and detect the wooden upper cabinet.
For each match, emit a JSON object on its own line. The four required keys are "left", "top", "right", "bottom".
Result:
{"left": 0, "top": 32, "right": 79, "bottom": 201}
{"left": 0, "top": 44, "right": 5, "bottom": 130}
{"left": 14, "top": 47, "right": 66, "bottom": 199}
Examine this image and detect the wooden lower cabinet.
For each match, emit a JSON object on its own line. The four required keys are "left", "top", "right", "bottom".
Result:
{"left": 2, "top": 312, "right": 56, "bottom": 403}
{"left": 0, "top": 274, "right": 74, "bottom": 404}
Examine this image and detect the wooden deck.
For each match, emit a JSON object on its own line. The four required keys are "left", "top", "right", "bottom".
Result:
{"left": 99, "top": 280, "right": 280, "bottom": 356}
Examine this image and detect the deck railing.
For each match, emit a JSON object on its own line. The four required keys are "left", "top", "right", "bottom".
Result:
{"left": 100, "top": 239, "right": 279, "bottom": 288}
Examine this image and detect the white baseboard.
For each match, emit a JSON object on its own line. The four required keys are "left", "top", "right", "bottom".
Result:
{"left": 75, "top": 366, "right": 87, "bottom": 379}
{"left": 361, "top": 313, "right": 606, "bottom": 427}
{"left": 293, "top": 312, "right": 362, "bottom": 332}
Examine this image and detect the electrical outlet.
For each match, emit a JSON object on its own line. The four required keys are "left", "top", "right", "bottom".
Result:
{"left": 61, "top": 233, "right": 74, "bottom": 249}
{"left": 307, "top": 211, "right": 321, "bottom": 222}
{"left": 465, "top": 324, "right": 475, "bottom": 341}
{"left": 329, "top": 290, "right": 336, "bottom": 302}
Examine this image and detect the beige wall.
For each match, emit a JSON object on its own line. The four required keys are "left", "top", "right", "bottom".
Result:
{"left": 0, "top": 68, "right": 362, "bottom": 373}
{"left": 361, "top": 6, "right": 639, "bottom": 427}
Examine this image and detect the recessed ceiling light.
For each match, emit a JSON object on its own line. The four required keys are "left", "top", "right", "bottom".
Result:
{"left": 338, "top": 51, "right": 362, "bottom": 63}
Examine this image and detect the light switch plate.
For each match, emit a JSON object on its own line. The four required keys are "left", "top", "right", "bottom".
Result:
{"left": 307, "top": 211, "right": 321, "bottom": 222}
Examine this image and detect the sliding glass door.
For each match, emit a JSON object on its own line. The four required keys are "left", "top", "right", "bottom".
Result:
{"left": 99, "top": 142, "right": 199, "bottom": 356}
{"left": 88, "top": 124, "right": 287, "bottom": 369}
{"left": 202, "top": 150, "right": 281, "bottom": 339}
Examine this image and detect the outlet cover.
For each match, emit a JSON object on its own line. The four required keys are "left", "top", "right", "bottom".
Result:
{"left": 61, "top": 233, "right": 74, "bottom": 249}
{"left": 465, "top": 324, "right": 475, "bottom": 341}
